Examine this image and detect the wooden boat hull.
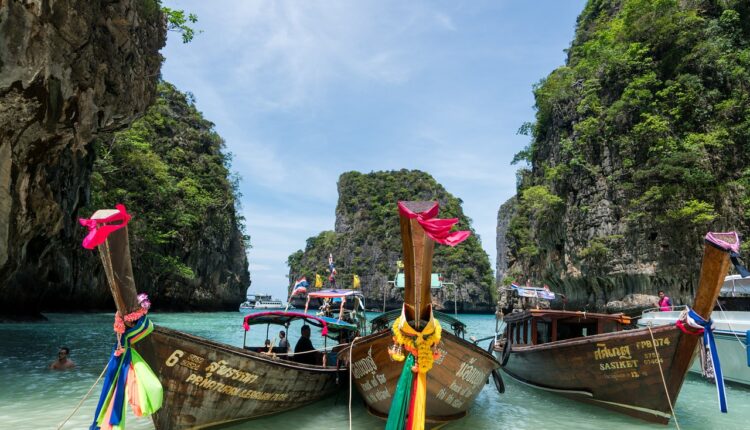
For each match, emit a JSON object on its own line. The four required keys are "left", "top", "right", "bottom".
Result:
{"left": 136, "top": 325, "right": 343, "bottom": 429}
{"left": 342, "top": 330, "right": 500, "bottom": 423}
{"left": 494, "top": 324, "right": 693, "bottom": 424}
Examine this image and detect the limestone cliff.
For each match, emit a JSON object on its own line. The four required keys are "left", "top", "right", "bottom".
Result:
{"left": 84, "top": 82, "right": 250, "bottom": 311}
{"left": 495, "top": 196, "right": 516, "bottom": 285}
{"left": 288, "top": 170, "right": 496, "bottom": 313}
{"left": 0, "top": 0, "right": 165, "bottom": 318}
{"left": 501, "top": 0, "right": 750, "bottom": 311}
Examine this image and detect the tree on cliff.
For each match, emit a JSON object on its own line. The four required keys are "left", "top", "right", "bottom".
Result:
{"left": 86, "top": 82, "right": 250, "bottom": 310}
{"left": 505, "top": 0, "right": 750, "bottom": 303}
{"left": 288, "top": 170, "right": 495, "bottom": 311}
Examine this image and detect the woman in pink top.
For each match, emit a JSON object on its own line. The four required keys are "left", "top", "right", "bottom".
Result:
{"left": 657, "top": 290, "right": 672, "bottom": 311}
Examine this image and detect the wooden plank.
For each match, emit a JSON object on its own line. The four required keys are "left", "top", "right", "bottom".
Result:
{"left": 399, "top": 208, "right": 416, "bottom": 324}
{"left": 92, "top": 209, "right": 140, "bottom": 317}
{"left": 399, "top": 201, "right": 437, "bottom": 329}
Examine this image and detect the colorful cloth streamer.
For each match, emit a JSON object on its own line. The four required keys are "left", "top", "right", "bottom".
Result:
{"left": 385, "top": 355, "right": 415, "bottom": 430}
{"left": 683, "top": 307, "right": 727, "bottom": 413}
{"left": 386, "top": 305, "right": 442, "bottom": 430}
{"left": 397, "top": 201, "right": 470, "bottom": 246}
{"left": 79, "top": 204, "right": 131, "bottom": 250}
{"left": 90, "top": 315, "right": 163, "bottom": 430}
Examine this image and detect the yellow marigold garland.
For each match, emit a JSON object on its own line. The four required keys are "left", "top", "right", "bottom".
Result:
{"left": 388, "top": 308, "right": 442, "bottom": 374}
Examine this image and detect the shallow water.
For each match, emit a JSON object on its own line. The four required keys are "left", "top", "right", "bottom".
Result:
{"left": 0, "top": 312, "right": 747, "bottom": 429}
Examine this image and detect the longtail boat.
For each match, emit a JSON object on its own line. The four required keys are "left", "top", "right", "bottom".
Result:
{"left": 340, "top": 201, "right": 501, "bottom": 428}
{"left": 493, "top": 232, "right": 741, "bottom": 424}
{"left": 81, "top": 206, "right": 360, "bottom": 430}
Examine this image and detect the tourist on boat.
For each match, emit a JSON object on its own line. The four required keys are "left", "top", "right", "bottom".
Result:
{"left": 657, "top": 290, "right": 672, "bottom": 311}
{"left": 49, "top": 346, "right": 75, "bottom": 370}
{"left": 294, "top": 325, "right": 316, "bottom": 365}
{"left": 278, "top": 330, "right": 289, "bottom": 350}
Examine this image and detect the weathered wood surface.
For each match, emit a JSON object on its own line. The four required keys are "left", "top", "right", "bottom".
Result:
{"left": 137, "top": 327, "right": 342, "bottom": 429}
{"left": 343, "top": 330, "right": 499, "bottom": 423}
{"left": 494, "top": 239, "right": 731, "bottom": 424}
{"left": 496, "top": 324, "right": 683, "bottom": 423}
{"left": 92, "top": 209, "right": 140, "bottom": 316}
{"left": 399, "top": 201, "right": 434, "bottom": 327}
{"left": 90, "top": 208, "right": 346, "bottom": 429}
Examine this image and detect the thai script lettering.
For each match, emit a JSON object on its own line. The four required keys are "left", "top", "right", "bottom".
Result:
{"left": 205, "top": 360, "right": 259, "bottom": 384}
{"left": 179, "top": 353, "right": 204, "bottom": 371}
{"left": 593, "top": 343, "right": 632, "bottom": 361}
{"left": 352, "top": 346, "right": 378, "bottom": 379}
{"left": 455, "top": 359, "right": 485, "bottom": 387}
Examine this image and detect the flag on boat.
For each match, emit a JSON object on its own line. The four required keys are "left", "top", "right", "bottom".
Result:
{"left": 328, "top": 253, "right": 337, "bottom": 287}
{"left": 315, "top": 273, "right": 323, "bottom": 288}
{"left": 292, "top": 277, "right": 308, "bottom": 295}
{"left": 510, "top": 282, "right": 555, "bottom": 300}
{"left": 353, "top": 274, "right": 360, "bottom": 289}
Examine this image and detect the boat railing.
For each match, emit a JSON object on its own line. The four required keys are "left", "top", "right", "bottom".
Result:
{"left": 641, "top": 305, "right": 689, "bottom": 316}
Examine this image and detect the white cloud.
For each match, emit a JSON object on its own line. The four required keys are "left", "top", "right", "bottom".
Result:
{"left": 173, "top": 1, "right": 458, "bottom": 112}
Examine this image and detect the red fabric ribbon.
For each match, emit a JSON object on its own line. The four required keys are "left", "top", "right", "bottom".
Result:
{"left": 676, "top": 320, "right": 704, "bottom": 336}
{"left": 397, "top": 201, "right": 471, "bottom": 246}
{"left": 79, "top": 204, "right": 131, "bottom": 250}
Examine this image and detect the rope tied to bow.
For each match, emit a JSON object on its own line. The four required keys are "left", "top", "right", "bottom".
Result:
{"left": 89, "top": 307, "right": 163, "bottom": 429}
{"left": 677, "top": 307, "right": 727, "bottom": 413}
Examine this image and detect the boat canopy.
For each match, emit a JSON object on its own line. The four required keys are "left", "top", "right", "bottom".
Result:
{"left": 307, "top": 289, "right": 364, "bottom": 299}
{"left": 394, "top": 273, "right": 442, "bottom": 289}
{"left": 721, "top": 275, "right": 750, "bottom": 297}
{"left": 242, "top": 311, "right": 357, "bottom": 336}
{"left": 508, "top": 283, "right": 556, "bottom": 300}
{"left": 304, "top": 289, "right": 365, "bottom": 317}
{"left": 371, "top": 308, "right": 466, "bottom": 337}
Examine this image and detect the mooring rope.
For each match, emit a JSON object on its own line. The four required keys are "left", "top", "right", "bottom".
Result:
{"left": 715, "top": 299, "right": 747, "bottom": 348}
{"left": 348, "top": 336, "right": 359, "bottom": 430}
{"left": 56, "top": 364, "right": 108, "bottom": 430}
{"left": 646, "top": 324, "right": 680, "bottom": 430}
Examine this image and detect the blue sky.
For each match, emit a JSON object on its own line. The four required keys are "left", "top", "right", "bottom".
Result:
{"left": 160, "top": 0, "right": 587, "bottom": 301}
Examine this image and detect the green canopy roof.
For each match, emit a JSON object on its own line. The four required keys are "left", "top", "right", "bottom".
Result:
{"left": 395, "top": 273, "right": 442, "bottom": 289}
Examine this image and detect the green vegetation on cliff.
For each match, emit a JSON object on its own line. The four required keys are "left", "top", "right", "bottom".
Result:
{"left": 507, "top": 0, "right": 750, "bottom": 287}
{"left": 86, "top": 82, "right": 250, "bottom": 309}
{"left": 288, "top": 170, "right": 495, "bottom": 310}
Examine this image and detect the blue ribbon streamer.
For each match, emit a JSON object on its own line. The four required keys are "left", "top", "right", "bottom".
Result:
{"left": 729, "top": 251, "right": 750, "bottom": 278}
{"left": 90, "top": 315, "right": 152, "bottom": 430}
{"left": 687, "top": 308, "right": 727, "bottom": 413}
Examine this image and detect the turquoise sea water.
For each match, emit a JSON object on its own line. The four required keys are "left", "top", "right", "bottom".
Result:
{"left": 0, "top": 312, "right": 748, "bottom": 430}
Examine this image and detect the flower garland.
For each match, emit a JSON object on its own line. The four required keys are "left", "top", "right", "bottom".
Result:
{"left": 387, "top": 307, "right": 442, "bottom": 374}
{"left": 113, "top": 294, "right": 152, "bottom": 356}
{"left": 386, "top": 306, "right": 443, "bottom": 430}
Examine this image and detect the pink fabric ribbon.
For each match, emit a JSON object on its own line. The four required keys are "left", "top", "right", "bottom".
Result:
{"left": 397, "top": 201, "right": 471, "bottom": 246}
{"left": 79, "top": 204, "right": 132, "bottom": 250}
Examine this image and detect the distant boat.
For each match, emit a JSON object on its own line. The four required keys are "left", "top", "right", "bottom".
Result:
{"left": 80, "top": 207, "right": 360, "bottom": 430}
{"left": 493, "top": 232, "right": 739, "bottom": 424}
{"left": 239, "top": 293, "right": 288, "bottom": 312}
{"left": 717, "top": 274, "right": 750, "bottom": 311}
{"left": 639, "top": 306, "right": 750, "bottom": 387}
